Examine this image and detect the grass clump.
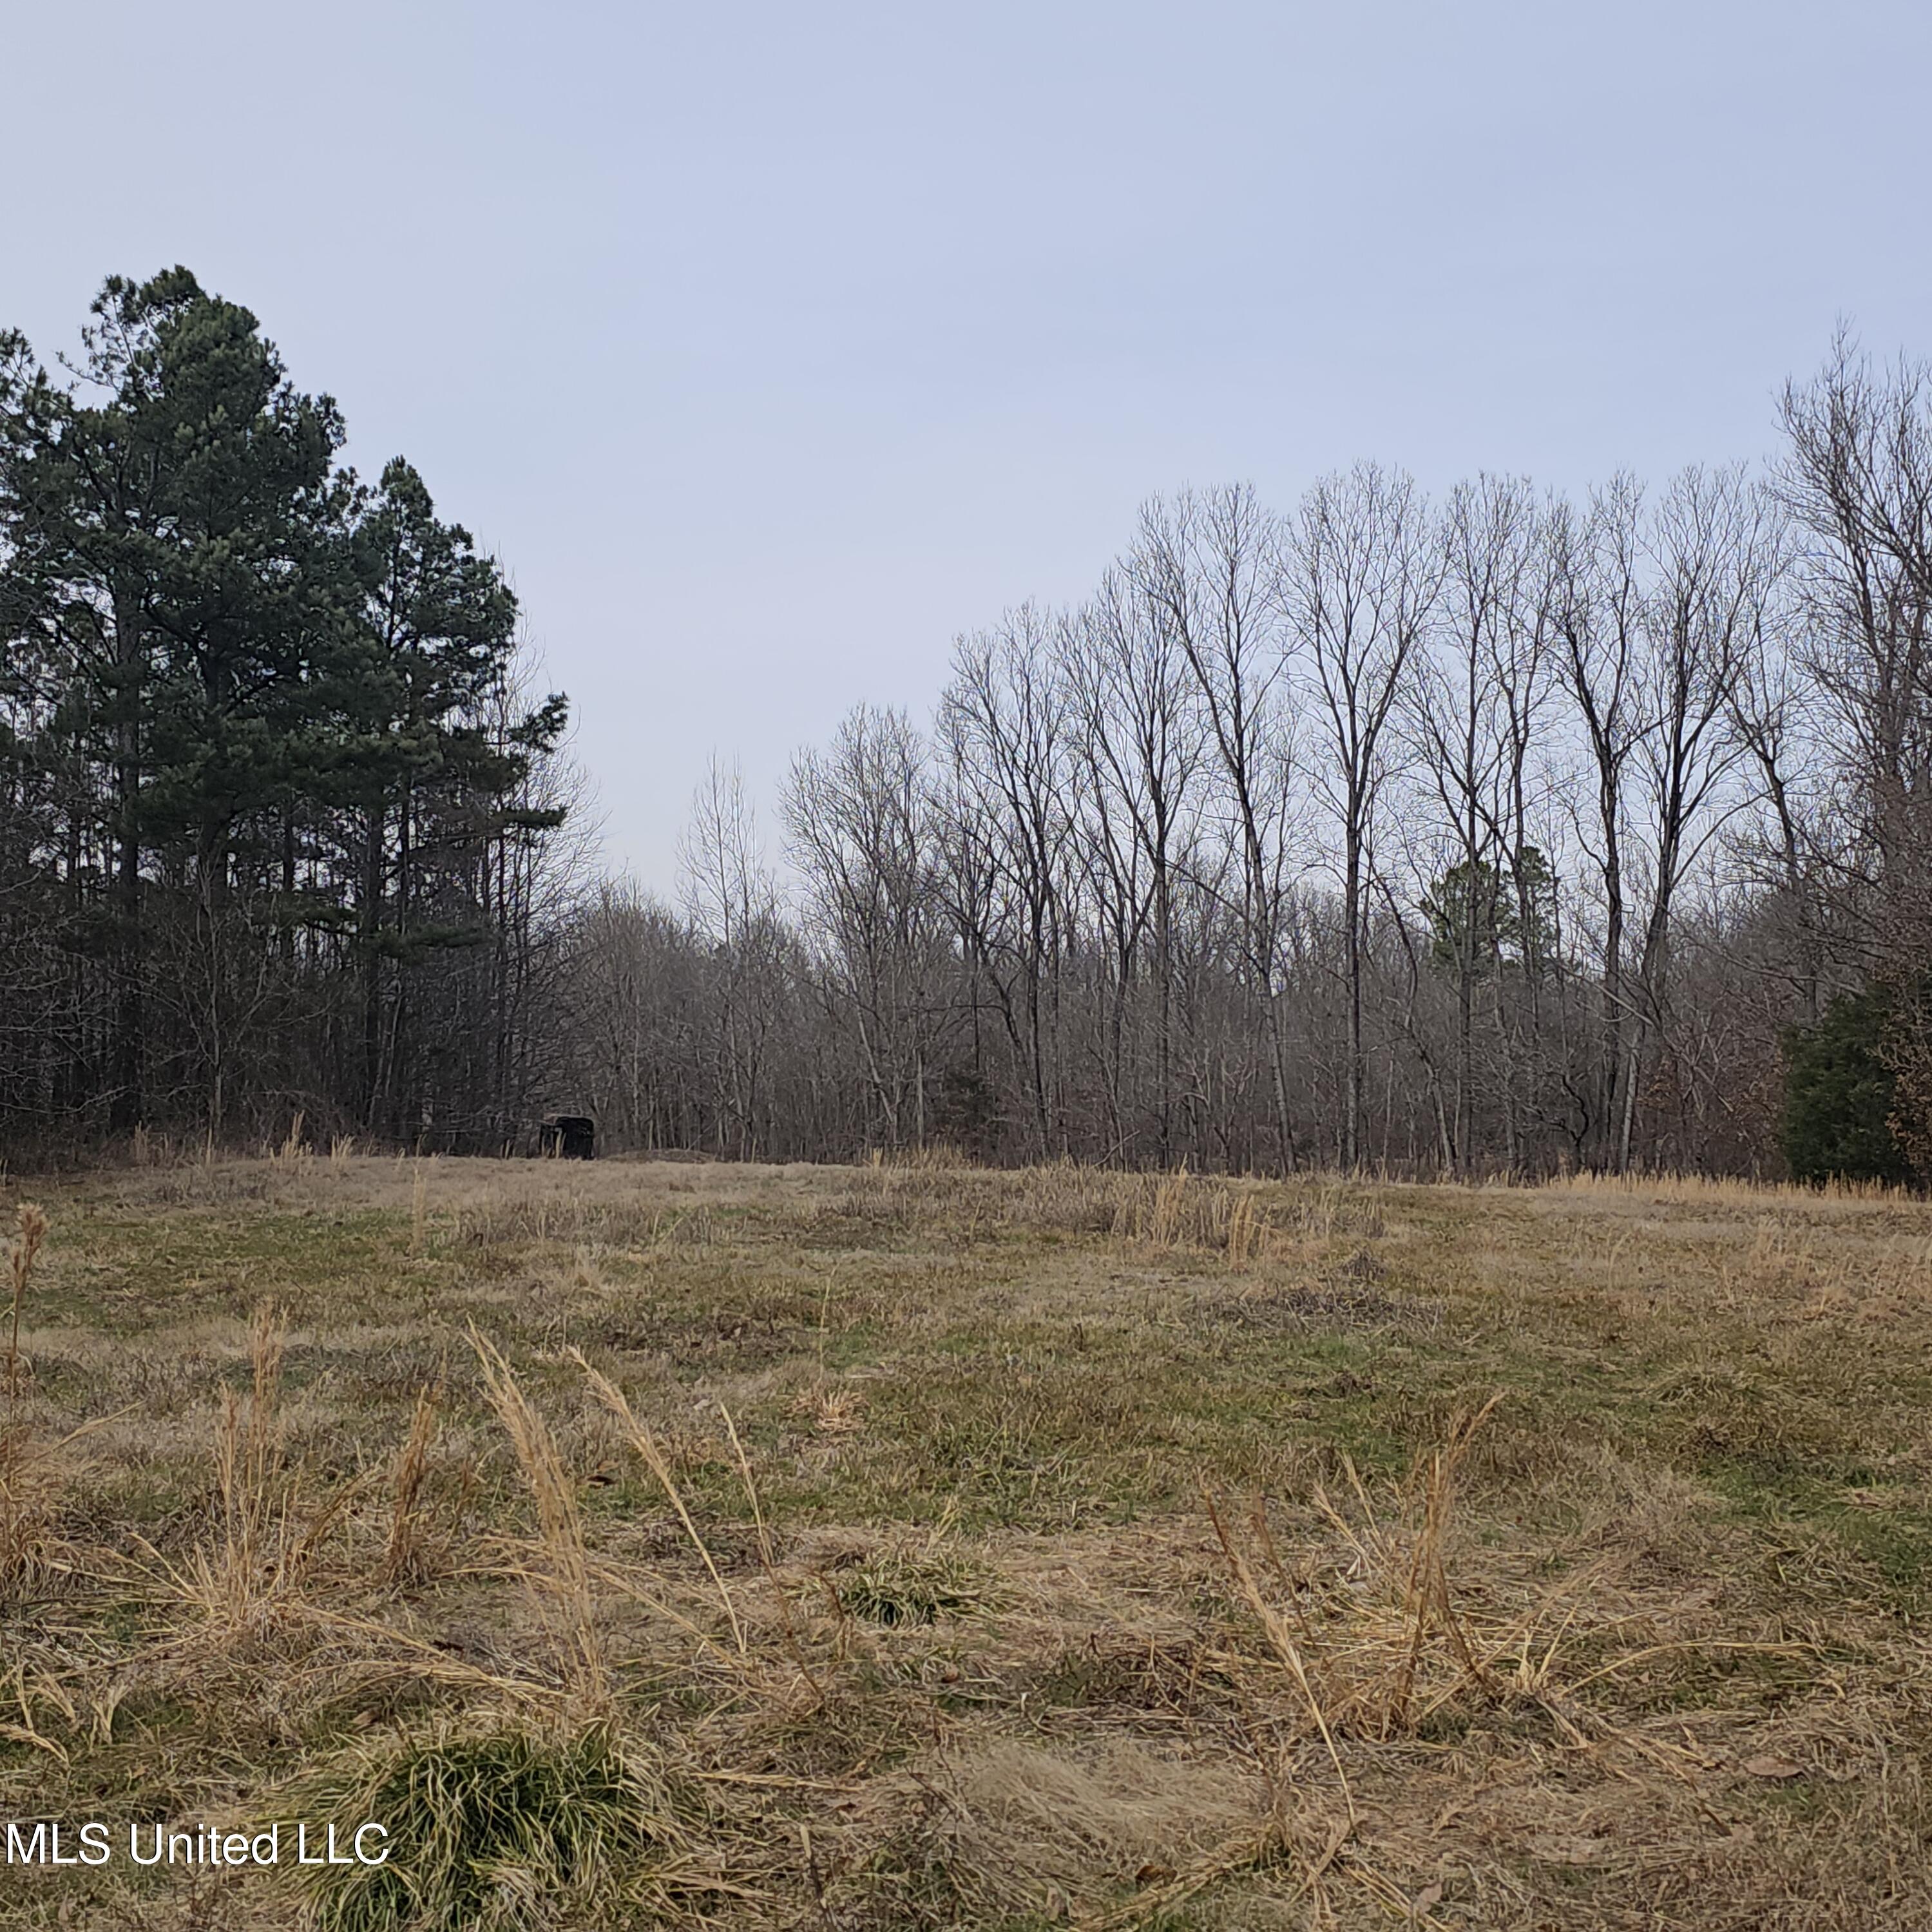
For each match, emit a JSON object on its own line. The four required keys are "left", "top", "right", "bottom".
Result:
{"left": 303, "top": 1720, "right": 681, "bottom": 1932}
{"left": 836, "top": 1545, "right": 991, "bottom": 1626}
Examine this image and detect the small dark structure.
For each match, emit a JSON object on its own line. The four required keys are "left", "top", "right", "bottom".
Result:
{"left": 538, "top": 1114, "right": 597, "bottom": 1160}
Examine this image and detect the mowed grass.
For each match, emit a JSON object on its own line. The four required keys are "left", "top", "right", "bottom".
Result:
{"left": 3, "top": 1153, "right": 1932, "bottom": 1928}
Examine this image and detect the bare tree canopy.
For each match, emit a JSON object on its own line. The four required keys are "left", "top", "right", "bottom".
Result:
{"left": 539, "top": 342, "right": 1932, "bottom": 1182}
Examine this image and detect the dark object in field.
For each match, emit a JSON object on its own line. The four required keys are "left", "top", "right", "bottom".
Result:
{"left": 538, "top": 1114, "right": 597, "bottom": 1160}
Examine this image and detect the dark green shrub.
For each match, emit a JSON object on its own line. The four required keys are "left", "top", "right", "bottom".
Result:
{"left": 1780, "top": 991, "right": 1915, "bottom": 1185}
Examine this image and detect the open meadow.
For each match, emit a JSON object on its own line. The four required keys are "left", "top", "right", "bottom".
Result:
{"left": 3, "top": 1154, "right": 1932, "bottom": 1929}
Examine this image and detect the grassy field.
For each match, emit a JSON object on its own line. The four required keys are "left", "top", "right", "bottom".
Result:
{"left": 3, "top": 1153, "right": 1931, "bottom": 1929}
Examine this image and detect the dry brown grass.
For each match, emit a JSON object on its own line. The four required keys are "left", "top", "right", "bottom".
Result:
{"left": 381, "top": 1381, "right": 443, "bottom": 1587}
{"left": 1, "top": 1154, "right": 1930, "bottom": 1928}
{"left": 0, "top": 1203, "right": 90, "bottom": 1592}
{"left": 6, "top": 1200, "right": 47, "bottom": 1401}
{"left": 139, "top": 1305, "right": 366, "bottom": 1658}
{"left": 470, "top": 1328, "right": 608, "bottom": 1705}
{"left": 575, "top": 1348, "right": 748, "bottom": 1656}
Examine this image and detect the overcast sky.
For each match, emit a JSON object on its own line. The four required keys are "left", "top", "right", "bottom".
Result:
{"left": 6, "top": 0, "right": 1929, "bottom": 886}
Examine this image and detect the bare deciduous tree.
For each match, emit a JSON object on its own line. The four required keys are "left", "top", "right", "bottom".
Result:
{"left": 1133, "top": 486, "right": 1301, "bottom": 1171}
{"left": 1287, "top": 464, "right": 1439, "bottom": 1170}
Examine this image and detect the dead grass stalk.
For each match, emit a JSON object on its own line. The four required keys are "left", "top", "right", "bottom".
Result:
{"left": 383, "top": 1380, "right": 442, "bottom": 1586}
{"left": 573, "top": 1348, "right": 746, "bottom": 1653}
{"left": 470, "top": 1329, "right": 607, "bottom": 1704}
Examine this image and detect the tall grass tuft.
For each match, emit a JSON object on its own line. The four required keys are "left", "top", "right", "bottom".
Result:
{"left": 834, "top": 1544, "right": 990, "bottom": 1627}
{"left": 136, "top": 1303, "right": 357, "bottom": 1643}
{"left": 167, "top": 1306, "right": 331, "bottom": 1634}
{"left": 211, "top": 1305, "right": 288, "bottom": 1604}
{"left": 1209, "top": 1396, "right": 1506, "bottom": 1772}
{"left": 383, "top": 1382, "right": 443, "bottom": 1586}
{"left": 0, "top": 1205, "right": 66, "bottom": 1588}
{"left": 6, "top": 1203, "right": 48, "bottom": 1405}
{"left": 271, "top": 1110, "right": 309, "bottom": 1168}
{"left": 301, "top": 1721, "right": 683, "bottom": 1932}
{"left": 470, "top": 1332, "right": 606, "bottom": 1703}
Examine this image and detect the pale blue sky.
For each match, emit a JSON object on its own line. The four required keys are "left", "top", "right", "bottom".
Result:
{"left": 6, "top": 1, "right": 1929, "bottom": 883}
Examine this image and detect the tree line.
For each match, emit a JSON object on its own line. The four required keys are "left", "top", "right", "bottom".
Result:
{"left": 7, "top": 273, "right": 1929, "bottom": 1180}
{"left": 0, "top": 270, "right": 577, "bottom": 1157}
{"left": 555, "top": 338, "right": 1932, "bottom": 1180}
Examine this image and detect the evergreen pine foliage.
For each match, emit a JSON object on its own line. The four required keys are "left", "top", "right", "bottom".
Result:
{"left": 1780, "top": 991, "right": 1915, "bottom": 1186}
{"left": 0, "top": 268, "right": 571, "bottom": 1152}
